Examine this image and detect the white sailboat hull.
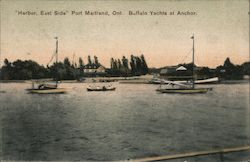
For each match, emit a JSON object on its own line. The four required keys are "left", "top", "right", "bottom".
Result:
{"left": 177, "top": 77, "right": 219, "bottom": 84}
{"left": 27, "top": 88, "right": 67, "bottom": 94}
{"left": 151, "top": 77, "right": 219, "bottom": 84}
{"left": 156, "top": 87, "right": 212, "bottom": 94}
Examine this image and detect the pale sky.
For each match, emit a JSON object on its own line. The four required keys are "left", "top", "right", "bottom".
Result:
{"left": 0, "top": 0, "right": 249, "bottom": 68}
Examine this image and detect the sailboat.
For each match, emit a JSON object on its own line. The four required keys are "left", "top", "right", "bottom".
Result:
{"left": 26, "top": 37, "right": 66, "bottom": 94}
{"left": 156, "top": 35, "right": 213, "bottom": 94}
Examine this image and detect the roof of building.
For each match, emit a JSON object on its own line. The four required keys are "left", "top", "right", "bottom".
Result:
{"left": 176, "top": 66, "right": 187, "bottom": 71}
{"left": 160, "top": 66, "right": 191, "bottom": 75}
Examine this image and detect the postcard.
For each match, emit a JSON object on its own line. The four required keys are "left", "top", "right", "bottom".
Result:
{"left": 0, "top": 0, "right": 249, "bottom": 161}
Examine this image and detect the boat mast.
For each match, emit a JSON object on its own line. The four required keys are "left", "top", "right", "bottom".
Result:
{"left": 55, "top": 37, "right": 58, "bottom": 87}
{"left": 191, "top": 34, "right": 195, "bottom": 89}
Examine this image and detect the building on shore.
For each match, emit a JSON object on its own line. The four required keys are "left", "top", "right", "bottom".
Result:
{"left": 83, "top": 63, "right": 106, "bottom": 76}
{"left": 160, "top": 65, "right": 192, "bottom": 80}
{"left": 160, "top": 65, "right": 218, "bottom": 80}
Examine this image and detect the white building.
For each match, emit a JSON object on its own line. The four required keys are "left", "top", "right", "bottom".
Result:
{"left": 83, "top": 63, "right": 106, "bottom": 74}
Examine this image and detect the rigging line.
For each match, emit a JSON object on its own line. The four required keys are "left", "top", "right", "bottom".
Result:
{"left": 180, "top": 48, "right": 193, "bottom": 64}
{"left": 47, "top": 51, "right": 56, "bottom": 66}
{"left": 196, "top": 53, "right": 201, "bottom": 66}
{"left": 195, "top": 51, "right": 204, "bottom": 67}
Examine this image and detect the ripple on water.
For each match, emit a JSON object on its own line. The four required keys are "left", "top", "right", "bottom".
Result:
{"left": 0, "top": 83, "right": 249, "bottom": 161}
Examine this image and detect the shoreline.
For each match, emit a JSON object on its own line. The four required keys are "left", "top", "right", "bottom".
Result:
{"left": 0, "top": 78, "right": 249, "bottom": 84}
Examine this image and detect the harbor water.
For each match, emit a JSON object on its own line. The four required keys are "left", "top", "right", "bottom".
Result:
{"left": 0, "top": 82, "right": 249, "bottom": 161}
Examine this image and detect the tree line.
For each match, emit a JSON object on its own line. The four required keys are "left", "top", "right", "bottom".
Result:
{"left": 194, "top": 57, "right": 249, "bottom": 80}
{"left": 215, "top": 57, "right": 249, "bottom": 80}
{"left": 0, "top": 56, "right": 248, "bottom": 80}
{"left": 0, "top": 58, "right": 79, "bottom": 80}
{"left": 149, "top": 57, "right": 250, "bottom": 80}
{"left": 109, "top": 55, "right": 148, "bottom": 77}
{"left": 0, "top": 54, "right": 149, "bottom": 80}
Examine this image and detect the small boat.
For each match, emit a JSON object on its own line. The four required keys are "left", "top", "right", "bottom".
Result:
{"left": 27, "top": 88, "right": 67, "bottom": 94}
{"left": 150, "top": 77, "right": 219, "bottom": 84}
{"left": 26, "top": 37, "right": 66, "bottom": 94}
{"left": 156, "top": 81, "right": 212, "bottom": 94}
{"left": 87, "top": 85, "right": 116, "bottom": 92}
{"left": 194, "top": 77, "right": 219, "bottom": 84}
{"left": 157, "top": 35, "right": 213, "bottom": 94}
{"left": 26, "top": 81, "right": 66, "bottom": 94}
{"left": 177, "top": 77, "right": 219, "bottom": 84}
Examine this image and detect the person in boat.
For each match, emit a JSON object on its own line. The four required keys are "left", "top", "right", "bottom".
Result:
{"left": 102, "top": 86, "right": 107, "bottom": 90}
{"left": 38, "top": 84, "right": 45, "bottom": 89}
{"left": 38, "top": 84, "right": 57, "bottom": 90}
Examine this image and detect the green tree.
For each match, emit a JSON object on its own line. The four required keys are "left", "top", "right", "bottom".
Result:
{"left": 130, "top": 55, "right": 136, "bottom": 75}
{"left": 117, "top": 59, "right": 122, "bottom": 70}
{"left": 122, "top": 56, "right": 129, "bottom": 69}
{"left": 216, "top": 57, "right": 243, "bottom": 80}
{"left": 2, "top": 59, "right": 48, "bottom": 80}
{"left": 114, "top": 59, "right": 118, "bottom": 70}
{"left": 79, "top": 57, "right": 84, "bottom": 76}
{"left": 64, "top": 57, "right": 71, "bottom": 67}
{"left": 88, "top": 55, "right": 92, "bottom": 64}
{"left": 94, "top": 56, "right": 99, "bottom": 64}
{"left": 241, "top": 62, "right": 250, "bottom": 75}
{"left": 140, "top": 54, "right": 148, "bottom": 75}
{"left": 121, "top": 56, "right": 129, "bottom": 76}
{"left": 63, "top": 57, "right": 77, "bottom": 80}
{"left": 1, "top": 59, "right": 12, "bottom": 79}
{"left": 110, "top": 58, "right": 115, "bottom": 69}
{"left": 135, "top": 56, "right": 142, "bottom": 75}
{"left": 50, "top": 62, "right": 67, "bottom": 80}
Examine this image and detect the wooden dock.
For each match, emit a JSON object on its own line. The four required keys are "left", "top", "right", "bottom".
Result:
{"left": 128, "top": 145, "right": 250, "bottom": 162}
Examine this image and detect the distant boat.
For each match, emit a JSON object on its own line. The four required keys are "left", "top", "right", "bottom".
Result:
{"left": 27, "top": 80, "right": 67, "bottom": 94}
{"left": 26, "top": 37, "right": 66, "bottom": 94}
{"left": 87, "top": 85, "right": 116, "bottom": 92}
{"left": 156, "top": 81, "right": 212, "bottom": 94}
{"left": 182, "top": 77, "right": 219, "bottom": 84}
{"left": 150, "top": 77, "right": 219, "bottom": 84}
{"left": 28, "top": 87, "right": 67, "bottom": 94}
{"left": 157, "top": 35, "right": 213, "bottom": 94}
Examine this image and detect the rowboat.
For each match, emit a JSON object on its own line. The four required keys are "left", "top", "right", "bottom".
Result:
{"left": 87, "top": 85, "right": 116, "bottom": 92}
